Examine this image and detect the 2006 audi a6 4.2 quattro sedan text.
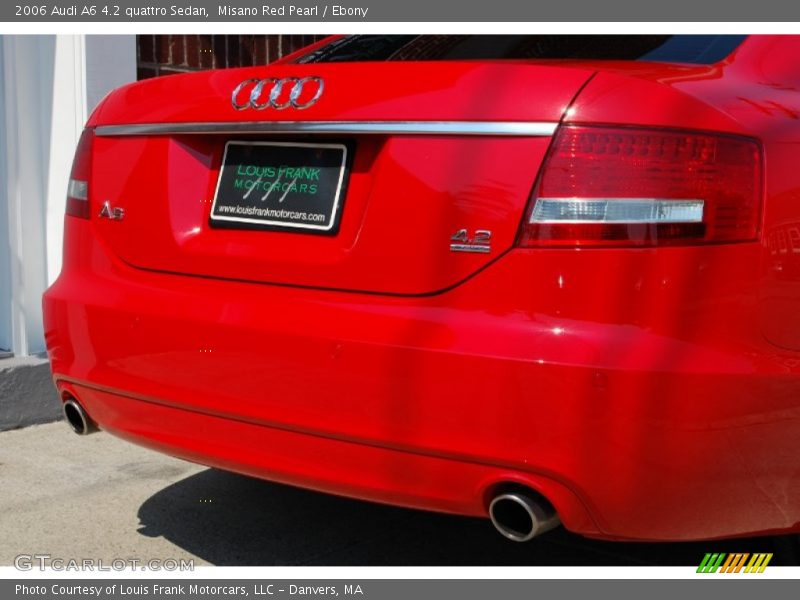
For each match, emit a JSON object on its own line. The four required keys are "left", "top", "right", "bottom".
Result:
{"left": 43, "top": 35, "right": 800, "bottom": 542}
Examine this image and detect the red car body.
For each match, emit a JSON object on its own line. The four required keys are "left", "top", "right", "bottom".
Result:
{"left": 43, "top": 35, "right": 800, "bottom": 541}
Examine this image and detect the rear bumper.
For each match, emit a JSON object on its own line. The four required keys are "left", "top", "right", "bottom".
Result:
{"left": 43, "top": 217, "right": 800, "bottom": 541}
{"left": 56, "top": 380, "right": 594, "bottom": 532}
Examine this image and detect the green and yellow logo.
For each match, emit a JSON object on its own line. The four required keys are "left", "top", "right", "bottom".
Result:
{"left": 697, "top": 553, "right": 773, "bottom": 573}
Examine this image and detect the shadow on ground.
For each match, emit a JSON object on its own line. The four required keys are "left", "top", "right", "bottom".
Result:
{"left": 137, "top": 468, "right": 800, "bottom": 566}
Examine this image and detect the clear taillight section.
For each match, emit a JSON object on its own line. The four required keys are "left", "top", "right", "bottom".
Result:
{"left": 518, "top": 125, "right": 762, "bottom": 247}
{"left": 65, "top": 128, "right": 94, "bottom": 219}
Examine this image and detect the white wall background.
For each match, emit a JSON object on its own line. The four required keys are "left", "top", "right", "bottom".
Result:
{"left": 0, "top": 35, "right": 136, "bottom": 356}
{"left": 0, "top": 43, "right": 10, "bottom": 356}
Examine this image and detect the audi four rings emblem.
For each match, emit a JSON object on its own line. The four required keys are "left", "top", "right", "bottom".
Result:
{"left": 231, "top": 77, "right": 324, "bottom": 111}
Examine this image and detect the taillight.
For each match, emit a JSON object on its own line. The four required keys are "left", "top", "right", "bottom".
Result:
{"left": 65, "top": 128, "right": 95, "bottom": 219}
{"left": 518, "top": 125, "right": 762, "bottom": 247}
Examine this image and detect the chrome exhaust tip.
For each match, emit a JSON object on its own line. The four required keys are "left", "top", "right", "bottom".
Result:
{"left": 62, "top": 398, "right": 98, "bottom": 436}
{"left": 489, "top": 491, "right": 560, "bottom": 542}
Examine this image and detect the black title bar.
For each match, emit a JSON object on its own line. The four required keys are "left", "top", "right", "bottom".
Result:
{"left": 4, "top": 0, "right": 800, "bottom": 22}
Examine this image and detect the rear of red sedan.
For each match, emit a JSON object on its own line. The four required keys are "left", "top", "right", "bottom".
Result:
{"left": 43, "top": 35, "right": 800, "bottom": 542}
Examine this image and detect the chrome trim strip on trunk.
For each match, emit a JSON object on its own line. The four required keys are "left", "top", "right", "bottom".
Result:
{"left": 95, "top": 121, "right": 558, "bottom": 137}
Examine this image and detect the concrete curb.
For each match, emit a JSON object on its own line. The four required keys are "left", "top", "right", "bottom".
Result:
{"left": 0, "top": 356, "right": 61, "bottom": 431}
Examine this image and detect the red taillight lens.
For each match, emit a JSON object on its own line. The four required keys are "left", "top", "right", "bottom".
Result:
{"left": 518, "top": 125, "right": 762, "bottom": 247}
{"left": 65, "top": 128, "right": 95, "bottom": 219}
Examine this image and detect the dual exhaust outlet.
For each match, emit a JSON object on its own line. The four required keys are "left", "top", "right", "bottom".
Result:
{"left": 61, "top": 396, "right": 558, "bottom": 541}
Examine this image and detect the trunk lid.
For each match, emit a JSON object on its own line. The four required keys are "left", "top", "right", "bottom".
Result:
{"left": 91, "top": 62, "right": 592, "bottom": 295}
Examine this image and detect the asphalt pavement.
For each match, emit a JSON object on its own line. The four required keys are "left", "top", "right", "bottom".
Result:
{"left": 1, "top": 422, "right": 797, "bottom": 567}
